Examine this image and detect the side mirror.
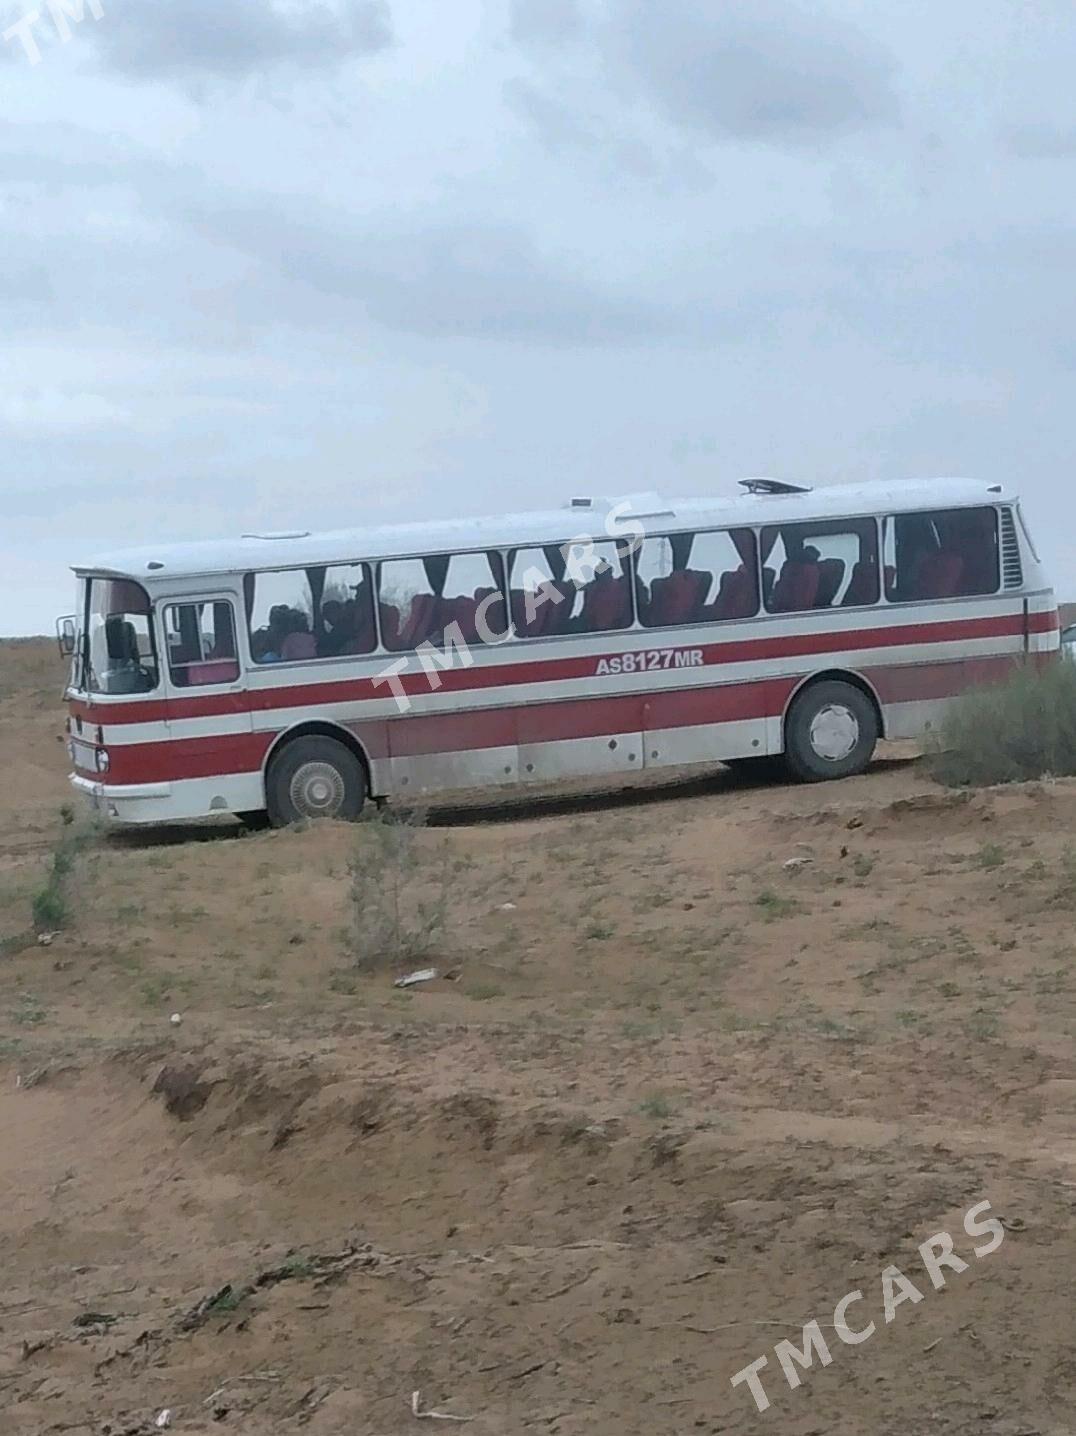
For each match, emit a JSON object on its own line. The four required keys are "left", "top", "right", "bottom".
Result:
{"left": 56, "top": 615, "right": 77, "bottom": 658}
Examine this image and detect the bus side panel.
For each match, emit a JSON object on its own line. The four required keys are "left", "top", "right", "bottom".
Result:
{"left": 372, "top": 692, "right": 649, "bottom": 795}
{"left": 642, "top": 677, "right": 789, "bottom": 766}
{"left": 872, "top": 637, "right": 1057, "bottom": 741}
{"left": 516, "top": 691, "right": 645, "bottom": 783}
{"left": 379, "top": 707, "right": 516, "bottom": 797}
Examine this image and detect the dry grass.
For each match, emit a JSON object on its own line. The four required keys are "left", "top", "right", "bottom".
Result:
{"left": 348, "top": 809, "right": 452, "bottom": 969}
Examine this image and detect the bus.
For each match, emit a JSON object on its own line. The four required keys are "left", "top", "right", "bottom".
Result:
{"left": 60, "top": 478, "right": 1058, "bottom": 827}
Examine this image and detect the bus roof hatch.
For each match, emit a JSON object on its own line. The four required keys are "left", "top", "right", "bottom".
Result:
{"left": 739, "top": 478, "right": 813, "bottom": 496}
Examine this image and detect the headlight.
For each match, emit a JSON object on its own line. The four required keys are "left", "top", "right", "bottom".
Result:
{"left": 67, "top": 740, "right": 75, "bottom": 762}
{"left": 96, "top": 749, "right": 110, "bottom": 774}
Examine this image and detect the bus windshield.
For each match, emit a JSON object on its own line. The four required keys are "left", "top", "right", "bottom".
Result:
{"left": 78, "top": 577, "right": 160, "bottom": 695}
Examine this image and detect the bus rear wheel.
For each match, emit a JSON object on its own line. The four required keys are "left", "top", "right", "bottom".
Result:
{"left": 266, "top": 736, "right": 366, "bottom": 827}
{"left": 783, "top": 680, "right": 879, "bottom": 783}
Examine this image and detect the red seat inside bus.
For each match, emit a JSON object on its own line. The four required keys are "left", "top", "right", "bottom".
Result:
{"left": 815, "top": 558, "right": 847, "bottom": 608}
{"left": 439, "top": 595, "right": 477, "bottom": 643}
{"left": 510, "top": 586, "right": 543, "bottom": 637}
{"left": 579, "top": 573, "right": 631, "bottom": 632}
{"left": 915, "top": 552, "right": 965, "bottom": 599}
{"left": 401, "top": 593, "right": 440, "bottom": 648}
{"left": 511, "top": 580, "right": 572, "bottom": 638}
{"left": 646, "top": 570, "right": 711, "bottom": 626}
{"left": 841, "top": 560, "right": 878, "bottom": 607}
{"left": 186, "top": 659, "right": 240, "bottom": 686}
{"left": 471, "top": 587, "right": 508, "bottom": 641}
{"left": 338, "top": 604, "right": 377, "bottom": 654}
{"left": 707, "top": 564, "right": 757, "bottom": 620}
{"left": 771, "top": 560, "right": 821, "bottom": 613}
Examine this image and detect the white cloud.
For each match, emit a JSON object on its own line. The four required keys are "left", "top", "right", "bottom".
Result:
{"left": 4, "top": 0, "right": 1076, "bottom": 633}
{"left": 90, "top": 0, "right": 392, "bottom": 84}
{"left": 0, "top": 389, "right": 132, "bottom": 429}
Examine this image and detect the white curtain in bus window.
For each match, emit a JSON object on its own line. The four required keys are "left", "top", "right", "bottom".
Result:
{"left": 164, "top": 602, "right": 239, "bottom": 688}
{"left": 635, "top": 529, "right": 758, "bottom": 627}
{"left": 883, "top": 508, "right": 1000, "bottom": 602}
{"left": 509, "top": 540, "right": 633, "bottom": 638}
{"left": 761, "top": 519, "right": 880, "bottom": 614}
{"left": 378, "top": 551, "right": 506, "bottom": 651}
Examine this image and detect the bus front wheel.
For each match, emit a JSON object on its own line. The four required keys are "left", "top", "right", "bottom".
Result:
{"left": 783, "top": 680, "right": 879, "bottom": 783}
{"left": 266, "top": 736, "right": 366, "bottom": 827}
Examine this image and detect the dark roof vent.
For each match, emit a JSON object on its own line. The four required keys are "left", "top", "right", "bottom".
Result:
{"left": 739, "top": 478, "right": 812, "bottom": 496}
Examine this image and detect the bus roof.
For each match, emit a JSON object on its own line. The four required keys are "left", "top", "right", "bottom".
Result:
{"left": 75, "top": 477, "right": 1013, "bottom": 581}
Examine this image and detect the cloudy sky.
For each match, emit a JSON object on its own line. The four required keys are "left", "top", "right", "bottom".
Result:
{"left": 3, "top": 0, "right": 1076, "bottom": 634}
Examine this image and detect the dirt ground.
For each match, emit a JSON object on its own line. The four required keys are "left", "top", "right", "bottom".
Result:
{"left": 1, "top": 637, "right": 1074, "bottom": 1435}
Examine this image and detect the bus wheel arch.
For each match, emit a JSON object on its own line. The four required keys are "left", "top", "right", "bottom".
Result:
{"left": 781, "top": 670, "right": 884, "bottom": 783}
{"left": 262, "top": 722, "right": 372, "bottom": 826}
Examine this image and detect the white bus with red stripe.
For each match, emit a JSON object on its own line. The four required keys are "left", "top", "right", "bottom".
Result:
{"left": 63, "top": 478, "right": 1058, "bottom": 826}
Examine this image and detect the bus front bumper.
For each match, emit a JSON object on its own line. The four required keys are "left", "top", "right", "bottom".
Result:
{"left": 70, "top": 772, "right": 172, "bottom": 823}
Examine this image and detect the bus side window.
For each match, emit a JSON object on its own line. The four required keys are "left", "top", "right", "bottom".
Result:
{"left": 508, "top": 540, "right": 632, "bottom": 638}
{"left": 570, "top": 540, "right": 633, "bottom": 634}
{"left": 762, "top": 520, "right": 879, "bottom": 614}
{"left": 379, "top": 552, "right": 507, "bottom": 652}
{"left": 320, "top": 563, "right": 376, "bottom": 657}
{"left": 884, "top": 508, "right": 1000, "bottom": 602}
{"left": 433, "top": 551, "right": 506, "bottom": 646}
{"left": 508, "top": 546, "right": 574, "bottom": 638}
{"left": 165, "top": 602, "right": 239, "bottom": 687}
{"left": 246, "top": 570, "right": 315, "bottom": 663}
{"left": 635, "top": 529, "right": 758, "bottom": 627}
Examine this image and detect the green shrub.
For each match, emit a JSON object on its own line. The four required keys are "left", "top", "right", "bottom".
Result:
{"left": 29, "top": 817, "right": 93, "bottom": 933}
{"left": 31, "top": 884, "right": 68, "bottom": 931}
{"left": 931, "top": 659, "right": 1076, "bottom": 788}
{"left": 349, "top": 808, "right": 450, "bottom": 969}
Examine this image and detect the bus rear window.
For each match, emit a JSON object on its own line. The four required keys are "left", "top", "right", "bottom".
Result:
{"left": 884, "top": 508, "right": 1000, "bottom": 601}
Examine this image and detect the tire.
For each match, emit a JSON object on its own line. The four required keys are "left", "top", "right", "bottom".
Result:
{"left": 723, "top": 755, "right": 790, "bottom": 784}
{"left": 265, "top": 736, "right": 366, "bottom": 827}
{"left": 783, "top": 680, "right": 879, "bottom": 783}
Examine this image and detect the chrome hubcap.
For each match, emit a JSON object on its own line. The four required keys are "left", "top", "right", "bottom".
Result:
{"left": 289, "top": 760, "right": 346, "bottom": 818}
{"left": 809, "top": 704, "right": 860, "bottom": 762}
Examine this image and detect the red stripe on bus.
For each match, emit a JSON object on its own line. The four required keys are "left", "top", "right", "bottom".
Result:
{"left": 69, "top": 608, "right": 1055, "bottom": 728}
{"left": 92, "top": 655, "right": 1027, "bottom": 787}
{"left": 94, "top": 681, "right": 793, "bottom": 783}
{"left": 101, "top": 733, "right": 274, "bottom": 785}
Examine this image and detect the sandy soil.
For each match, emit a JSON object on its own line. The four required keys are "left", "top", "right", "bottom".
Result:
{"left": 1, "top": 638, "right": 1074, "bottom": 1435}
